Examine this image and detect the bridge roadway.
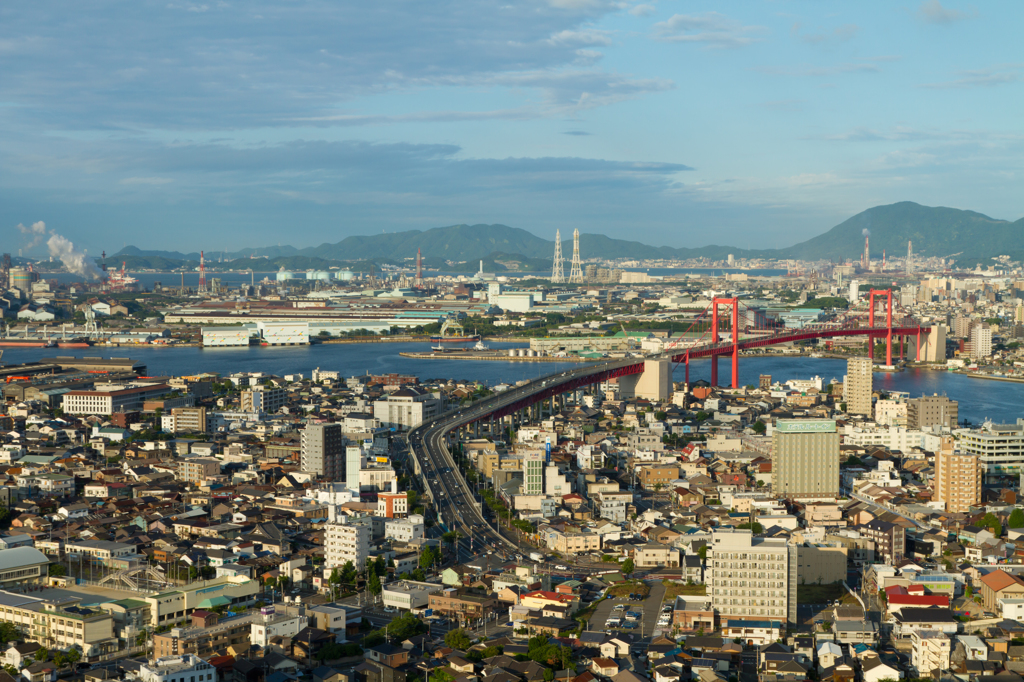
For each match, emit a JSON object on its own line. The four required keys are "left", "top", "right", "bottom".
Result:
{"left": 408, "top": 322, "right": 925, "bottom": 558}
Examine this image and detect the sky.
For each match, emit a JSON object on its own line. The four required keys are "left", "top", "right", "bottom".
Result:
{"left": 2, "top": 0, "right": 1023, "bottom": 257}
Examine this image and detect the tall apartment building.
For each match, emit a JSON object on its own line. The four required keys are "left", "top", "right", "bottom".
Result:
{"left": 241, "top": 387, "right": 287, "bottom": 414}
{"left": 301, "top": 423, "right": 345, "bottom": 480}
{"left": 969, "top": 323, "right": 992, "bottom": 359}
{"left": 846, "top": 357, "right": 872, "bottom": 415}
{"left": 772, "top": 419, "right": 839, "bottom": 499}
{"left": 707, "top": 529, "right": 795, "bottom": 624}
{"left": 954, "top": 315, "right": 972, "bottom": 339}
{"left": 166, "top": 407, "right": 208, "bottom": 433}
{"left": 933, "top": 449, "right": 980, "bottom": 513}
{"left": 177, "top": 458, "right": 221, "bottom": 485}
{"left": 523, "top": 450, "right": 545, "bottom": 495}
{"left": 907, "top": 395, "right": 958, "bottom": 429}
{"left": 325, "top": 518, "right": 371, "bottom": 570}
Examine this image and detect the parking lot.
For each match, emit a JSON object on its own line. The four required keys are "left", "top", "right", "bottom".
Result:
{"left": 588, "top": 580, "right": 668, "bottom": 637}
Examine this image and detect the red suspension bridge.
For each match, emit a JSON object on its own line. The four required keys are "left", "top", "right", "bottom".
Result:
{"left": 453, "top": 289, "right": 933, "bottom": 427}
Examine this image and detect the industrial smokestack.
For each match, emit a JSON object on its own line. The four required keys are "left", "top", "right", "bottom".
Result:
{"left": 47, "top": 234, "right": 103, "bottom": 280}
{"left": 861, "top": 228, "right": 870, "bottom": 270}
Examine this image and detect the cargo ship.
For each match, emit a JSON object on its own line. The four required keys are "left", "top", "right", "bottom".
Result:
{"left": 0, "top": 338, "right": 55, "bottom": 348}
{"left": 56, "top": 337, "right": 93, "bottom": 348}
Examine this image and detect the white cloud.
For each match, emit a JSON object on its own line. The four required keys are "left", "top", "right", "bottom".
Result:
{"left": 629, "top": 4, "right": 655, "bottom": 17}
{"left": 920, "top": 66, "right": 1020, "bottom": 89}
{"left": 917, "top": 0, "right": 973, "bottom": 24}
{"left": 547, "top": 28, "right": 613, "bottom": 46}
{"left": 653, "top": 12, "right": 766, "bottom": 48}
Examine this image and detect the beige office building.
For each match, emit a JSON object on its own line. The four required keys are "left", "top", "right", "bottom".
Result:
{"left": 846, "top": 357, "right": 872, "bottom": 416}
{"left": 772, "top": 419, "right": 839, "bottom": 499}
{"left": 934, "top": 448, "right": 980, "bottom": 513}
{"left": 907, "top": 395, "right": 958, "bottom": 430}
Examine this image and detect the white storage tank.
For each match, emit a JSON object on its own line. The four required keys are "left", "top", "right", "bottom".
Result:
{"left": 336, "top": 270, "right": 355, "bottom": 281}
{"left": 275, "top": 270, "right": 294, "bottom": 282}
{"left": 508, "top": 349, "right": 516, "bottom": 357}
{"left": 307, "top": 271, "right": 332, "bottom": 281}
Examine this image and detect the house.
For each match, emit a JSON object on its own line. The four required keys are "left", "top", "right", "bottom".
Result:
{"left": 592, "top": 658, "right": 619, "bottom": 676}
{"left": 4, "top": 643, "right": 42, "bottom": 669}
{"left": 365, "top": 644, "right": 409, "bottom": 668}
{"left": 892, "top": 607, "right": 959, "bottom": 638}
{"left": 722, "top": 619, "right": 782, "bottom": 646}
{"left": 860, "top": 655, "right": 901, "bottom": 682}
{"left": 979, "top": 570, "right": 1024, "bottom": 611}
{"left": 21, "top": 662, "right": 57, "bottom": 682}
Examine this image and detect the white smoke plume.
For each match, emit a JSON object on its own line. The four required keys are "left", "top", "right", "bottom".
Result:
{"left": 862, "top": 228, "right": 871, "bottom": 237}
{"left": 47, "top": 234, "right": 103, "bottom": 280}
{"left": 16, "top": 220, "right": 48, "bottom": 249}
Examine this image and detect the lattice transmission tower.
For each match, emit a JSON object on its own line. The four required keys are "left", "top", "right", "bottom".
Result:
{"left": 568, "top": 228, "right": 584, "bottom": 284}
{"left": 551, "top": 229, "right": 564, "bottom": 283}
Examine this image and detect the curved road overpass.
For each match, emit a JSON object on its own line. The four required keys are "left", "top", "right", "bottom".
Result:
{"left": 408, "top": 322, "right": 928, "bottom": 559}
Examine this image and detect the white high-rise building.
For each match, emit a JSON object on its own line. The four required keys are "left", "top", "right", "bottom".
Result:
{"left": 325, "top": 517, "right": 371, "bottom": 571}
{"left": 707, "top": 529, "right": 795, "bottom": 623}
{"left": 849, "top": 279, "right": 859, "bottom": 304}
{"left": 970, "top": 323, "right": 992, "bottom": 359}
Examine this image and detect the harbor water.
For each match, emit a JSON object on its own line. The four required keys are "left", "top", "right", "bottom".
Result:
{"left": 2, "top": 343, "right": 1021, "bottom": 424}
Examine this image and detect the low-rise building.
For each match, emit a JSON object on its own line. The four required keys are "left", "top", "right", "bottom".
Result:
{"left": 138, "top": 654, "right": 216, "bottom": 682}
{"left": 381, "top": 580, "right": 440, "bottom": 611}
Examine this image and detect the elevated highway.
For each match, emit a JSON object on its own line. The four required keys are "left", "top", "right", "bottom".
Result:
{"left": 408, "top": 319, "right": 931, "bottom": 558}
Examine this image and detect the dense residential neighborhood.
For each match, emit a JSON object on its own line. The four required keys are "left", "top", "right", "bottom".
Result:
{"left": 0, "top": 338, "right": 1021, "bottom": 682}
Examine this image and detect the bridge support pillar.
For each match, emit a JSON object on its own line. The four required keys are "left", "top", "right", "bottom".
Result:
{"left": 916, "top": 329, "right": 921, "bottom": 362}
{"left": 886, "top": 289, "right": 893, "bottom": 367}
{"left": 711, "top": 301, "right": 719, "bottom": 386}
{"left": 731, "top": 298, "right": 739, "bottom": 389}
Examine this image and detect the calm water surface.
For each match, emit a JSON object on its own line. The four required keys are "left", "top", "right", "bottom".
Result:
{"left": 2, "top": 344, "right": 1019, "bottom": 424}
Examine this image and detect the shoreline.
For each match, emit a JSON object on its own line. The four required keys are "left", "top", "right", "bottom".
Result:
{"left": 954, "top": 371, "right": 1024, "bottom": 384}
{"left": 398, "top": 351, "right": 599, "bottom": 363}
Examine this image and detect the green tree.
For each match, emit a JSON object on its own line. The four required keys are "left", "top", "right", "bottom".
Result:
{"left": 419, "top": 546, "right": 436, "bottom": 569}
{"left": 737, "top": 522, "right": 764, "bottom": 534}
{"left": 3, "top": 665, "right": 18, "bottom": 677}
{"left": 34, "top": 647, "right": 48, "bottom": 662}
{"left": 368, "top": 570, "right": 382, "bottom": 596}
{"left": 374, "top": 555, "right": 387, "bottom": 578}
{"left": 430, "top": 671, "right": 454, "bottom": 682}
{"left": 543, "top": 670, "right": 554, "bottom": 682}
{"left": 66, "top": 648, "right": 81, "bottom": 672}
{"left": 47, "top": 563, "right": 66, "bottom": 577}
{"left": 698, "top": 545, "right": 707, "bottom": 561}
{"left": 622, "top": 558, "right": 635, "bottom": 577}
{"left": 1009, "top": 508, "right": 1024, "bottom": 530}
{"left": 445, "top": 628, "right": 473, "bottom": 650}
{"left": 751, "top": 420, "right": 766, "bottom": 434}
{"left": 340, "top": 561, "right": 357, "bottom": 585}
{"left": 53, "top": 652, "right": 66, "bottom": 669}
{"left": 0, "top": 622, "right": 23, "bottom": 647}
{"left": 980, "top": 512, "right": 1003, "bottom": 538}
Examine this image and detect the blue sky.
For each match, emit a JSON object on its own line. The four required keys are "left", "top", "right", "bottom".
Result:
{"left": 3, "top": 0, "right": 1022, "bottom": 256}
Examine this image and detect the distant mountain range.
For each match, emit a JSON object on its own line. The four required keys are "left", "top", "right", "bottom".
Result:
{"left": 111, "top": 202, "right": 1024, "bottom": 269}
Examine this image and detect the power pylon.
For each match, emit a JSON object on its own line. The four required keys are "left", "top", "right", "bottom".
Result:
{"left": 551, "top": 230, "right": 564, "bottom": 283}
{"left": 568, "top": 228, "right": 584, "bottom": 284}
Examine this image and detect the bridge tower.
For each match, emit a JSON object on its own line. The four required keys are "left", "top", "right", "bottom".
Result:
{"left": 868, "top": 289, "right": 894, "bottom": 366}
{"left": 710, "top": 297, "right": 740, "bottom": 388}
